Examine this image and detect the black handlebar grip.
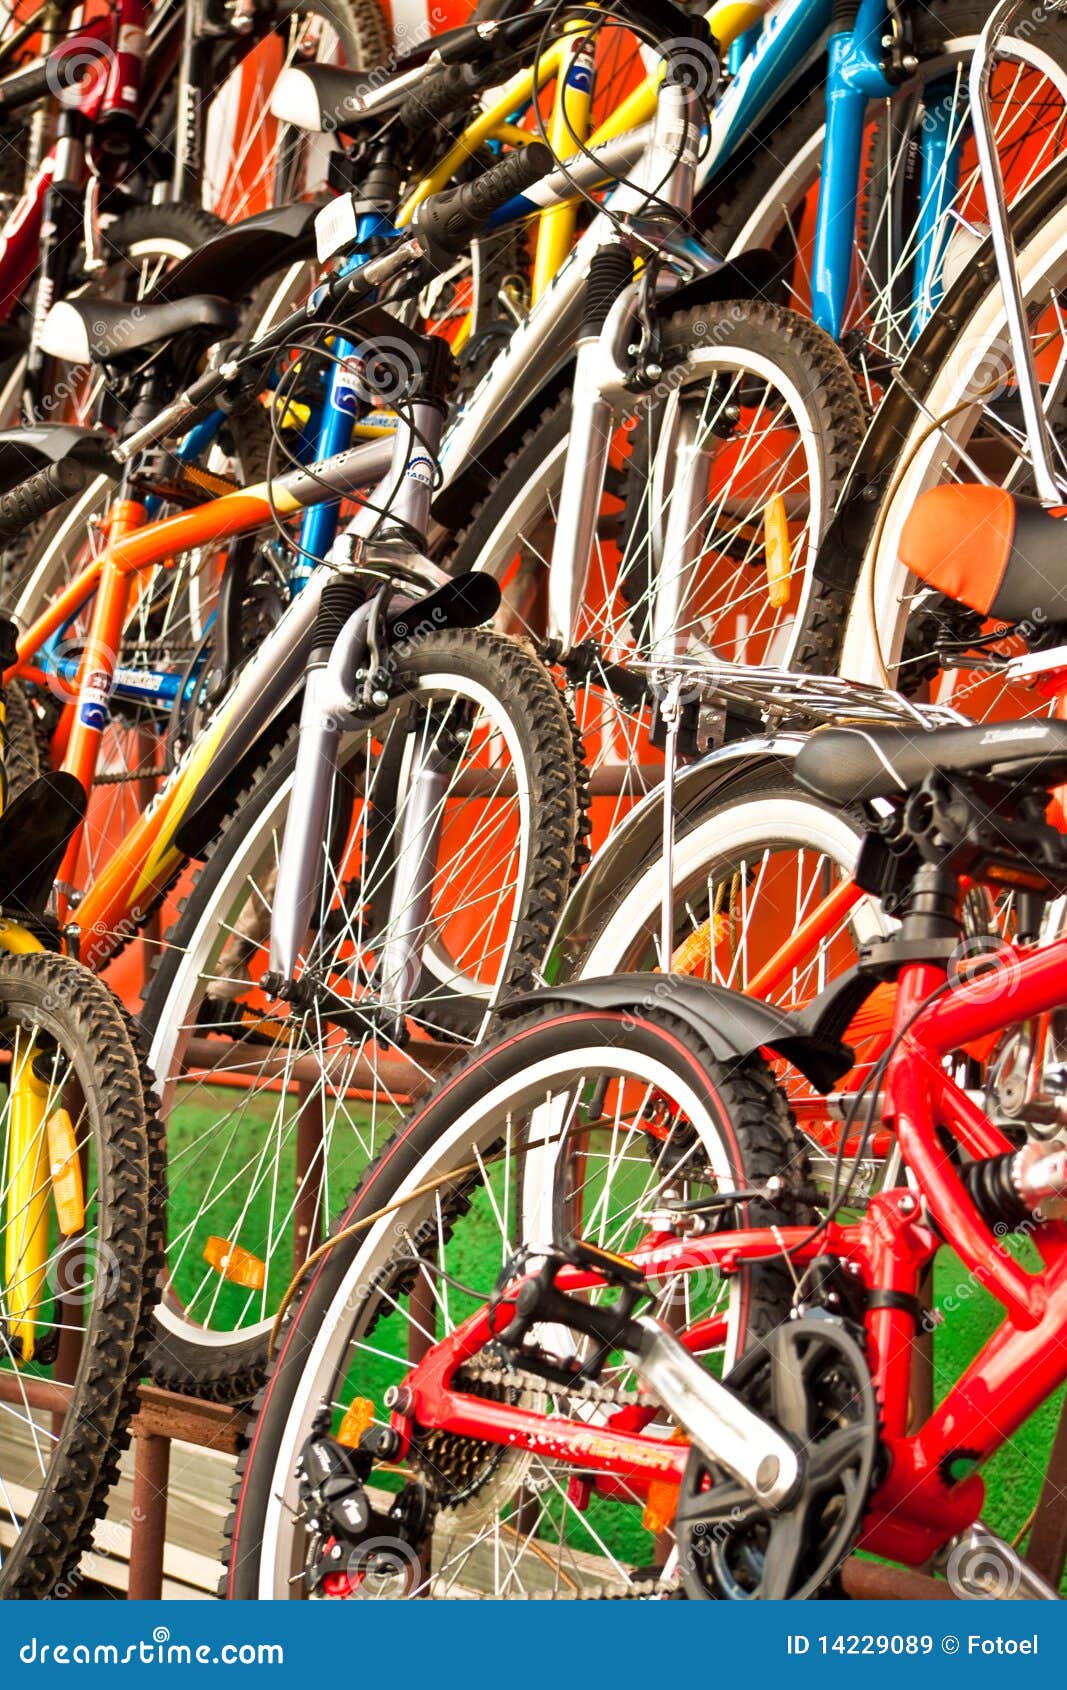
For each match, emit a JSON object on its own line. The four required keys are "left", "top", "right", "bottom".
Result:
{"left": 398, "top": 62, "right": 483, "bottom": 129}
{"left": 0, "top": 57, "right": 53, "bottom": 118}
{"left": 0, "top": 460, "right": 91, "bottom": 551}
{"left": 416, "top": 142, "right": 555, "bottom": 264}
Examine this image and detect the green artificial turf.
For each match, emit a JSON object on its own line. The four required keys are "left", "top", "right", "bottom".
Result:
{"left": 931, "top": 1246, "right": 1065, "bottom": 1565}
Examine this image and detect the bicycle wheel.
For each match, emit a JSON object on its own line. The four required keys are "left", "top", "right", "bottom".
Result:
{"left": 700, "top": 0, "right": 1067, "bottom": 381}
{"left": 824, "top": 154, "right": 1067, "bottom": 718}
{"left": 223, "top": 1004, "right": 812, "bottom": 1598}
{"left": 0, "top": 951, "right": 160, "bottom": 1598}
{"left": 559, "top": 765, "right": 895, "bottom": 1172}
{"left": 446, "top": 301, "right": 864, "bottom": 843}
{"left": 141, "top": 629, "right": 584, "bottom": 1402}
{"left": 3, "top": 680, "right": 40, "bottom": 803}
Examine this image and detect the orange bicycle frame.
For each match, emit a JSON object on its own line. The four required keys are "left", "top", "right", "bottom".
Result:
{"left": 4, "top": 437, "right": 394, "bottom": 968}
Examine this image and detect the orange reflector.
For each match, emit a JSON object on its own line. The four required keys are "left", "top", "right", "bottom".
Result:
{"left": 203, "top": 1236, "right": 266, "bottom": 1290}
{"left": 337, "top": 1397, "right": 376, "bottom": 1448}
{"left": 670, "top": 915, "right": 727, "bottom": 977}
{"left": 763, "top": 495, "right": 792, "bottom": 609}
{"left": 47, "top": 1109, "right": 84, "bottom": 1236}
{"left": 238, "top": 1008, "right": 295, "bottom": 1044}
{"left": 642, "top": 1429, "right": 688, "bottom": 1535}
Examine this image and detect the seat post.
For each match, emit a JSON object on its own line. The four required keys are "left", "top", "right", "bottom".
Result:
{"left": 897, "top": 863, "right": 963, "bottom": 949}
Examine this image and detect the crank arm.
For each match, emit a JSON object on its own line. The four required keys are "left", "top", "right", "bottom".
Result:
{"left": 633, "top": 1315, "right": 803, "bottom": 1510}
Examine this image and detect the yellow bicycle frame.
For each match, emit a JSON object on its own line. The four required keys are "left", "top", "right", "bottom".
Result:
{"left": 394, "top": 2, "right": 768, "bottom": 319}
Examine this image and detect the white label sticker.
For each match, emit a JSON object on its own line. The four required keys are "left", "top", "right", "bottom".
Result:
{"left": 315, "top": 195, "right": 358, "bottom": 264}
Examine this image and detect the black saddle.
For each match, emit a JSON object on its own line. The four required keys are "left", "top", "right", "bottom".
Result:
{"left": 41, "top": 294, "right": 236, "bottom": 367}
{"left": 795, "top": 718, "right": 1067, "bottom": 807}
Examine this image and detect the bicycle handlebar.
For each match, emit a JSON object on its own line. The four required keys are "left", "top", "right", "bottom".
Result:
{"left": 0, "top": 56, "right": 52, "bottom": 119}
{"left": 415, "top": 143, "right": 555, "bottom": 266}
{"left": 0, "top": 459, "right": 91, "bottom": 549}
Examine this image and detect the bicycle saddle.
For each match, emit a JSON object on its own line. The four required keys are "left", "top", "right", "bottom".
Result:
{"left": 899, "top": 484, "right": 1067, "bottom": 625}
{"left": 39, "top": 295, "right": 237, "bottom": 368}
{"left": 794, "top": 717, "right": 1067, "bottom": 806}
{"left": 270, "top": 63, "right": 399, "bottom": 134}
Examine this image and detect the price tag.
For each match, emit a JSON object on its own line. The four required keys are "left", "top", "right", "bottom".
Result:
{"left": 315, "top": 195, "right": 359, "bottom": 264}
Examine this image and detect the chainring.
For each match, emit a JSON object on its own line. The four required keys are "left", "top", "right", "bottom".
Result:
{"left": 675, "top": 1314, "right": 878, "bottom": 1600}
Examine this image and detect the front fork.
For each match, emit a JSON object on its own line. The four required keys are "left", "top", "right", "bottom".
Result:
{"left": 545, "top": 74, "right": 705, "bottom": 655}
{"left": 24, "top": 115, "right": 87, "bottom": 416}
{"left": 5, "top": 1024, "right": 53, "bottom": 1362}
{"left": 268, "top": 395, "right": 447, "bottom": 992}
{"left": 812, "top": 1, "right": 896, "bottom": 341}
{"left": 0, "top": 919, "right": 79, "bottom": 1364}
{"left": 295, "top": 208, "right": 398, "bottom": 586}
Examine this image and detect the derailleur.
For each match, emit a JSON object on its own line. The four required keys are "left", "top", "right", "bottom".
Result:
{"left": 297, "top": 1409, "right": 433, "bottom": 1598}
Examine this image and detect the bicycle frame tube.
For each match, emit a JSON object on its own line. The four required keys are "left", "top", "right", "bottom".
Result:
{"left": 4, "top": 437, "right": 394, "bottom": 962}
{"left": 812, "top": 0, "right": 894, "bottom": 339}
{"left": 911, "top": 76, "right": 962, "bottom": 336}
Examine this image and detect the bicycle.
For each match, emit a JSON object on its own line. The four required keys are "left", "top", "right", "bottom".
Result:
{"left": 19, "top": 0, "right": 1065, "bottom": 825}
{"left": 1, "top": 147, "right": 587, "bottom": 1400}
{"left": 0, "top": 615, "right": 163, "bottom": 1598}
{"left": 359, "top": 0, "right": 1067, "bottom": 828}
{"left": 224, "top": 670, "right": 1067, "bottom": 1597}
{"left": 0, "top": 0, "right": 386, "bottom": 423}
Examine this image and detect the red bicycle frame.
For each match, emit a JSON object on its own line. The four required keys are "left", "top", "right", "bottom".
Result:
{"left": 0, "top": 2, "right": 146, "bottom": 371}
{"left": 385, "top": 937, "right": 1067, "bottom": 1570}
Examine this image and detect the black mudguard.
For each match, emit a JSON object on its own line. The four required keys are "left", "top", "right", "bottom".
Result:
{"left": 0, "top": 771, "right": 86, "bottom": 915}
{"left": 503, "top": 974, "right": 854, "bottom": 1093}
{"left": 152, "top": 203, "right": 320, "bottom": 305}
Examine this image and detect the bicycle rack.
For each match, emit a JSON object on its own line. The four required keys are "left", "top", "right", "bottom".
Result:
{"left": 0, "top": 1368, "right": 1064, "bottom": 1596}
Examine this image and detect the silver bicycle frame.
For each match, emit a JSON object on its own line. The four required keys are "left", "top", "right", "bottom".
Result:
{"left": 970, "top": 0, "right": 1065, "bottom": 505}
{"left": 268, "top": 395, "right": 447, "bottom": 988}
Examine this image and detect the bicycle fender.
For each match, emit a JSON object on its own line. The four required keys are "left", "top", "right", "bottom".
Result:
{"left": 661, "top": 248, "right": 791, "bottom": 314}
{"left": 0, "top": 426, "right": 116, "bottom": 496}
{"left": 499, "top": 973, "right": 852, "bottom": 1092}
{"left": 0, "top": 772, "right": 86, "bottom": 919}
{"left": 549, "top": 736, "right": 807, "bottom": 982}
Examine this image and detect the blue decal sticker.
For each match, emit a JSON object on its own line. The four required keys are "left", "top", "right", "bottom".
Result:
{"left": 79, "top": 700, "right": 108, "bottom": 731}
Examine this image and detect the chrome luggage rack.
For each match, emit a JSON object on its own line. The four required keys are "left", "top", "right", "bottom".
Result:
{"left": 637, "top": 657, "right": 969, "bottom": 742}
